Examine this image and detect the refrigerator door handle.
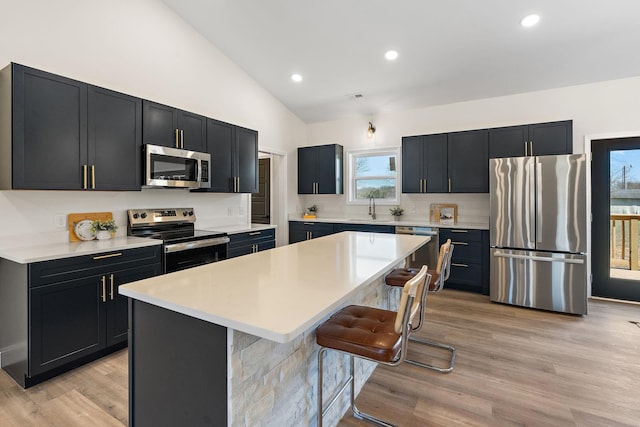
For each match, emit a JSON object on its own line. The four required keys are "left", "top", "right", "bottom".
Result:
{"left": 535, "top": 160, "right": 542, "bottom": 243}
{"left": 493, "top": 251, "right": 585, "bottom": 264}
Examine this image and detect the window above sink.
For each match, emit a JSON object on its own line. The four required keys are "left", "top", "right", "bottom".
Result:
{"left": 346, "top": 148, "right": 400, "bottom": 205}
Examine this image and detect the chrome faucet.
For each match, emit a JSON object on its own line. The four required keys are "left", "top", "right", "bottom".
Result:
{"left": 368, "top": 197, "right": 376, "bottom": 220}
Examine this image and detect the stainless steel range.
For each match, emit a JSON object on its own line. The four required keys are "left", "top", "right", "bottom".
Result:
{"left": 127, "top": 208, "right": 229, "bottom": 273}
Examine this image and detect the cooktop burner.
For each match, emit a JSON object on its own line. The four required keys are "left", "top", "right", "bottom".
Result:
{"left": 127, "top": 208, "right": 227, "bottom": 243}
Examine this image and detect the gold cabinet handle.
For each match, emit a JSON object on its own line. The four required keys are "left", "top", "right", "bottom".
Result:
{"left": 452, "top": 241, "right": 469, "bottom": 246}
{"left": 524, "top": 141, "right": 528, "bottom": 156}
{"left": 448, "top": 178, "right": 451, "bottom": 192}
{"left": 451, "top": 229, "right": 468, "bottom": 233}
{"left": 529, "top": 141, "right": 533, "bottom": 156}
{"left": 249, "top": 231, "right": 261, "bottom": 236}
{"left": 452, "top": 263, "right": 469, "bottom": 268}
{"left": 109, "top": 274, "right": 114, "bottom": 300}
{"left": 180, "top": 129, "right": 184, "bottom": 149}
{"left": 237, "top": 176, "right": 240, "bottom": 192}
{"left": 83, "top": 165, "right": 88, "bottom": 189}
{"left": 419, "top": 179, "right": 422, "bottom": 193}
{"left": 92, "top": 252, "right": 123, "bottom": 260}
{"left": 91, "top": 165, "right": 95, "bottom": 189}
{"left": 175, "top": 129, "right": 179, "bottom": 148}
{"left": 101, "top": 276, "right": 106, "bottom": 303}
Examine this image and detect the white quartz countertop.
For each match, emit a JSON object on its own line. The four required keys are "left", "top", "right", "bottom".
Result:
{"left": 0, "top": 236, "right": 162, "bottom": 264}
{"left": 120, "top": 232, "right": 430, "bottom": 343}
{"left": 201, "top": 223, "right": 276, "bottom": 234}
{"left": 289, "top": 216, "right": 489, "bottom": 230}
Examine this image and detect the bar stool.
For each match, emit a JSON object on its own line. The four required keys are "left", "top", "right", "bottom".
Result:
{"left": 384, "top": 239, "right": 456, "bottom": 373}
{"left": 315, "top": 265, "right": 430, "bottom": 427}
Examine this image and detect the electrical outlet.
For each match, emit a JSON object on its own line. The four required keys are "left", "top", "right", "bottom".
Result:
{"left": 54, "top": 214, "right": 66, "bottom": 228}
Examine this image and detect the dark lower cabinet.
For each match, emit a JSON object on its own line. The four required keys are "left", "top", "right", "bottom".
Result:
{"left": 289, "top": 221, "right": 336, "bottom": 243}
{"left": 332, "top": 223, "right": 395, "bottom": 234}
{"left": 0, "top": 245, "right": 161, "bottom": 388}
{"left": 228, "top": 228, "right": 276, "bottom": 258}
{"left": 440, "top": 228, "right": 489, "bottom": 295}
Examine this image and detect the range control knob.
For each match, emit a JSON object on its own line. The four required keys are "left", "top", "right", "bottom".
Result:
{"left": 183, "top": 211, "right": 188, "bottom": 217}
{"left": 140, "top": 212, "right": 147, "bottom": 219}
{"left": 188, "top": 211, "right": 194, "bottom": 216}
{"left": 132, "top": 213, "right": 139, "bottom": 219}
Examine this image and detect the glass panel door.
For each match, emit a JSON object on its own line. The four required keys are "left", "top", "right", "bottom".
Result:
{"left": 592, "top": 138, "right": 640, "bottom": 301}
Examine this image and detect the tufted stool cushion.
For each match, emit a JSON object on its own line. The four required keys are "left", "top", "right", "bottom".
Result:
{"left": 386, "top": 268, "right": 438, "bottom": 291}
{"left": 316, "top": 305, "right": 401, "bottom": 363}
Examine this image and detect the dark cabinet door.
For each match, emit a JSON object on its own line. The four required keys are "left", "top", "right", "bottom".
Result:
{"left": 105, "top": 263, "right": 162, "bottom": 347}
{"left": 425, "top": 134, "right": 449, "bottom": 193}
{"left": 448, "top": 130, "right": 489, "bottom": 193}
{"left": 177, "top": 110, "right": 207, "bottom": 152}
{"left": 30, "top": 276, "right": 104, "bottom": 376}
{"left": 315, "top": 144, "right": 342, "bottom": 194}
{"left": 142, "top": 101, "right": 178, "bottom": 148}
{"left": 401, "top": 136, "right": 423, "bottom": 193}
{"left": 88, "top": 86, "right": 142, "bottom": 191}
{"left": 297, "top": 147, "right": 316, "bottom": 194}
{"left": 12, "top": 64, "right": 87, "bottom": 190}
{"left": 488, "top": 125, "right": 529, "bottom": 158}
{"left": 528, "top": 120, "right": 572, "bottom": 156}
{"left": 236, "top": 127, "right": 258, "bottom": 193}
{"left": 207, "top": 119, "right": 234, "bottom": 192}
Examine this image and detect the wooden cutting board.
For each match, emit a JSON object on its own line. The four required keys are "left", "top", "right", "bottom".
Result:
{"left": 68, "top": 212, "right": 113, "bottom": 242}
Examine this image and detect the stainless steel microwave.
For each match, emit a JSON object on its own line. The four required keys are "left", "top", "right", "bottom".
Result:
{"left": 144, "top": 144, "right": 211, "bottom": 189}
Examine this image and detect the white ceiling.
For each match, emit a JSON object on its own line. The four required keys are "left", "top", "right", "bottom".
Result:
{"left": 161, "top": 0, "right": 640, "bottom": 124}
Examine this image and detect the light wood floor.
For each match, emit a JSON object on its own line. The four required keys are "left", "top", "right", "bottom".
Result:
{"left": 1, "top": 290, "right": 639, "bottom": 426}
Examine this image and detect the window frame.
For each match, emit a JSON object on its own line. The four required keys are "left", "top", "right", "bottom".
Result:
{"left": 346, "top": 147, "right": 401, "bottom": 205}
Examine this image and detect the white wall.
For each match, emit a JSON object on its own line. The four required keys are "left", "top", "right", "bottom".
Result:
{"left": 301, "top": 75, "right": 640, "bottom": 223}
{"left": 0, "top": 0, "right": 305, "bottom": 245}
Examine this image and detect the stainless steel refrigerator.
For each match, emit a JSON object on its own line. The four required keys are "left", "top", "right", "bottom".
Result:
{"left": 489, "top": 154, "right": 588, "bottom": 315}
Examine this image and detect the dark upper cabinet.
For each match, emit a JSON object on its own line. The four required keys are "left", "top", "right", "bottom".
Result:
{"left": 88, "top": 86, "right": 142, "bottom": 190}
{"left": 402, "top": 131, "right": 486, "bottom": 193}
{"left": 5, "top": 63, "right": 142, "bottom": 191}
{"left": 489, "top": 120, "right": 572, "bottom": 158}
{"left": 448, "top": 129, "right": 489, "bottom": 193}
{"left": 10, "top": 64, "right": 88, "bottom": 190}
{"left": 142, "top": 100, "right": 207, "bottom": 152}
{"left": 204, "top": 118, "right": 258, "bottom": 193}
{"left": 402, "top": 134, "right": 448, "bottom": 193}
{"left": 297, "top": 144, "right": 343, "bottom": 194}
{"left": 236, "top": 127, "right": 258, "bottom": 193}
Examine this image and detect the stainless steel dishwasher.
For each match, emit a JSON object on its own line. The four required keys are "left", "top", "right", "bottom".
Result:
{"left": 395, "top": 226, "right": 440, "bottom": 270}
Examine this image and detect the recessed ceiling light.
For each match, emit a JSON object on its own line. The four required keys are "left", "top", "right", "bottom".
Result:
{"left": 385, "top": 50, "right": 398, "bottom": 61}
{"left": 520, "top": 14, "right": 540, "bottom": 27}
{"left": 291, "top": 73, "right": 303, "bottom": 82}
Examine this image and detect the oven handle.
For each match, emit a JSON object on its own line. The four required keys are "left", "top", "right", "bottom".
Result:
{"left": 164, "top": 236, "right": 230, "bottom": 253}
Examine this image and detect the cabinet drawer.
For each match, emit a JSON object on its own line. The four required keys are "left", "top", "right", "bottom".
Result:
{"left": 448, "top": 262, "right": 482, "bottom": 288}
{"left": 29, "top": 246, "right": 162, "bottom": 287}
{"left": 228, "top": 228, "right": 275, "bottom": 247}
{"left": 333, "top": 223, "right": 395, "bottom": 234}
{"left": 440, "top": 228, "right": 482, "bottom": 243}
{"left": 449, "top": 240, "right": 482, "bottom": 264}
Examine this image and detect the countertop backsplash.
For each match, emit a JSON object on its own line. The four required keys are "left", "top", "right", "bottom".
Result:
{"left": 296, "top": 193, "right": 490, "bottom": 225}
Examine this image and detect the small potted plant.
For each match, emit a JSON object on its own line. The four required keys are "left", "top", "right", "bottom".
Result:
{"left": 91, "top": 219, "right": 118, "bottom": 240}
{"left": 389, "top": 206, "right": 404, "bottom": 220}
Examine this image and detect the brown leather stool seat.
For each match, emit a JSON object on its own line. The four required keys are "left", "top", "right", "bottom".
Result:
{"left": 316, "top": 305, "right": 401, "bottom": 363}
{"left": 385, "top": 267, "right": 439, "bottom": 291}
{"left": 315, "top": 266, "right": 430, "bottom": 427}
{"left": 383, "top": 239, "right": 456, "bottom": 374}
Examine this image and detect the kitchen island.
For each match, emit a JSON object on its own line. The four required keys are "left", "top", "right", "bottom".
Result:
{"left": 120, "top": 231, "right": 430, "bottom": 427}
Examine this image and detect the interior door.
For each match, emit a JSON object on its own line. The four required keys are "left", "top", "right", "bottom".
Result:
{"left": 592, "top": 137, "right": 640, "bottom": 302}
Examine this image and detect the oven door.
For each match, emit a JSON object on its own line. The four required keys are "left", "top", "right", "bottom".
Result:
{"left": 163, "top": 237, "right": 229, "bottom": 273}
{"left": 144, "top": 144, "right": 209, "bottom": 189}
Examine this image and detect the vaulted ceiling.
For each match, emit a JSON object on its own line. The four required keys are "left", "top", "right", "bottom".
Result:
{"left": 162, "top": 0, "right": 640, "bottom": 123}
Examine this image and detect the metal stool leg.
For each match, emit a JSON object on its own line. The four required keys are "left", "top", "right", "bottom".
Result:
{"left": 406, "top": 337, "right": 456, "bottom": 373}
{"left": 318, "top": 348, "right": 396, "bottom": 427}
